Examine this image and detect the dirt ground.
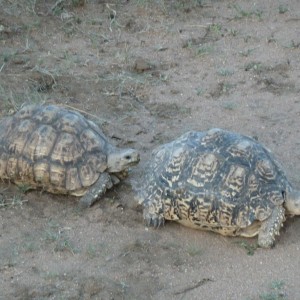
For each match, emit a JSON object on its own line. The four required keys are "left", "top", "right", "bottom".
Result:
{"left": 0, "top": 0, "right": 300, "bottom": 299}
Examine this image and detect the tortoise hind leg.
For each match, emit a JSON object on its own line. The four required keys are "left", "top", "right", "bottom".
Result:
{"left": 258, "top": 206, "right": 285, "bottom": 248}
{"left": 79, "top": 172, "right": 113, "bottom": 208}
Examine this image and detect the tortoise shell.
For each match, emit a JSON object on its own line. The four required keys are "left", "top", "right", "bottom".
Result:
{"left": 138, "top": 128, "right": 294, "bottom": 246}
{"left": 0, "top": 104, "right": 138, "bottom": 199}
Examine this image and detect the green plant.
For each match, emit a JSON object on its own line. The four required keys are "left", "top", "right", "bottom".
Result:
{"left": 196, "top": 87, "right": 205, "bottom": 96}
{"left": 71, "top": 0, "right": 85, "bottom": 7}
{"left": 17, "top": 183, "right": 32, "bottom": 193}
{"left": 222, "top": 102, "right": 236, "bottom": 111}
{"left": 0, "top": 51, "right": 18, "bottom": 63}
{"left": 234, "top": 240, "right": 258, "bottom": 255}
{"left": 197, "top": 45, "right": 213, "bottom": 56}
{"left": 239, "top": 48, "right": 256, "bottom": 57}
{"left": 22, "top": 240, "right": 38, "bottom": 252}
{"left": 229, "top": 29, "right": 239, "bottom": 36}
{"left": 43, "top": 220, "right": 79, "bottom": 255}
{"left": 85, "top": 242, "right": 109, "bottom": 259}
{"left": 259, "top": 280, "right": 287, "bottom": 300}
{"left": 287, "top": 40, "right": 300, "bottom": 49}
{"left": 187, "top": 246, "right": 204, "bottom": 257}
{"left": 168, "top": 0, "right": 207, "bottom": 11}
{"left": 278, "top": 5, "right": 288, "bottom": 14}
{"left": 218, "top": 83, "right": 235, "bottom": 96}
{"left": 245, "top": 62, "right": 263, "bottom": 72}
{"left": 86, "top": 244, "right": 97, "bottom": 258}
{"left": 54, "top": 238, "right": 78, "bottom": 254}
{"left": 217, "top": 68, "right": 234, "bottom": 77}
{"left": 232, "top": 4, "right": 263, "bottom": 20}
{"left": 43, "top": 271, "right": 61, "bottom": 280}
{"left": 209, "top": 23, "right": 222, "bottom": 34}
{"left": 0, "top": 192, "right": 27, "bottom": 209}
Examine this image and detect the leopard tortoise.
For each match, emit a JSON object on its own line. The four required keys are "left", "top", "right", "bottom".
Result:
{"left": 0, "top": 104, "right": 140, "bottom": 207}
{"left": 137, "top": 128, "right": 300, "bottom": 248}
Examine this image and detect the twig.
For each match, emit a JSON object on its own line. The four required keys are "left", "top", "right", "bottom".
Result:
{"left": 50, "top": 0, "right": 64, "bottom": 13}
{"left": 0, "top": 63, "right": 5, "bottom": 73}
{"left": 55, "top": 103, "right": 108, "bottom": 124}
{"left": 174, "top": 278, "right": 213, "bottom": 295}
{"left": 184, "top": 23, "right": 212, "bottom": 28}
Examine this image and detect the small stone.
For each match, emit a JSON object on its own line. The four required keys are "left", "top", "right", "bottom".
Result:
{"left": 133, "top": 58, "right": 154, "bottom": 73}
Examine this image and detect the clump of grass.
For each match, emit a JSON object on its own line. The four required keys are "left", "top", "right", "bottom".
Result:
{"left": 234, "top": 240, "right": 258, "bottom": 255}
{"left": 43, "top": 271, "right": 61, "bottom": 280}
{"left": 0, "top": 49, "right": 18, "bottom": 73}
{"left": 86, "top": 244, "right": 97, "bottom": 258}
{"left": 223, "top": 83, "right": 235, "bottom": 92}
{"left": 244, "top": 61, "right": 263, "bottom": 72}
{"left": 287, "top": 40, "right": 300, "bottom": 49}
{"left": 196, "top": 87, "right": 205, "bottom": 96}
{"left": 278, "top": 5, "right": 288, "bottom": 14}
{"left": 0, "top": 190, "right": 27, "bottom": 209}
{"left": 17, "top": 183, "right": 32, "bottom": 193}
{"left": 0, "top": 51, "right": 18, "bottom": 64}
{"left": 86, "top": 242, "right": 109, "bottom": 259}
{"left": 22, "top": 240, "right": 38, "bottom": 252}
{"left": 208, "top": 23, "right": 222, "bottom": 35}
{"left": 0, "top": 84, "right": 46, "bottom": 114}
{"left": 51, "top": 0, "right": 85, "bottom": 16}
{"left": 232, "top": 4, "right": 263, "bottom": 20}
{"left": 259, "top": 280, "right": 287, "bottom": 300}
{"left": 3, "top": 245, "right": 20, "bottom": 268}
{"left": 71, "top": 0, "right": 85, "bottom": 7}
{"left": 187, "top": 245, "right": 204, "bottom": 257}
{"left": 168, "top": 0, "right": 207, "bottom": 12}
{"left": 218, "top": 82, "right": 235, "bottom": 97}
{"left": 43, "top": 220, "right": 79, "bottom": 255}
{"left": 217, "top": 68, "right": 234, "bottom": 77}
{"left": 229, "top": 29, "right": 239, "bottom": 37}
{"left": 239, "top": 48, "right": 256, "bottom": 57}
{"left": 54, "top": 238, "right": 78, "bottom": 254}
{"left": 197, "top": 45, "right": 214, "bottom": 56}
{"left": 222, "top": 101, "right": 237, "bottom": 111}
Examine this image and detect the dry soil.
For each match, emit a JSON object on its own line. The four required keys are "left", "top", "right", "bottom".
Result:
{"left": 0, "top": 1, "right": 300, "bottom": 299}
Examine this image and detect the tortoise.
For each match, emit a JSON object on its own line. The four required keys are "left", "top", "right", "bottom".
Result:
{"left": 137, "top": 128, "right": 300, "bottom": 248}
{"left": 0, "top": 104, "right": 140, "bottom": 207}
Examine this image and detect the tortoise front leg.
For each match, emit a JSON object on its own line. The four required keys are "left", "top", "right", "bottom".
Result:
{"left": 79, "top": 172, "right": 113, "bottom": 208}
{"left": 258, "top": 206, "right": 285, "bottom": 248}
{"left": 143, "top": 194, "right": 165, "bottom": 228}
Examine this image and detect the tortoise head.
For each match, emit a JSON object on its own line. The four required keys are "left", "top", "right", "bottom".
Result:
{"left": 285, "top": 189, "right": 300, "bottom": 215}
{"left": 107, "top": 148, "right": 140, "bottom": 173}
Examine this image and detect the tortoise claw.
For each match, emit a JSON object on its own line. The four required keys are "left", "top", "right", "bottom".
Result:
{"left": 144, "top": 211, "right": 165, "bottom": 228}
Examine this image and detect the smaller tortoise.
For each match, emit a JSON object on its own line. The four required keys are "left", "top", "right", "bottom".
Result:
{"left": 137, "top": 128, "right": 300, "bottom": 248}
{"left": 0, "top": 104, "right": 140, "bottom": 207}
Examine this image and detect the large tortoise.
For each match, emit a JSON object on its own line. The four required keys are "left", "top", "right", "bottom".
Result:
{"left": 0, "top": 104, "right": 140, "bottom": 207}
{"left": 137, "top": 128, "right": 300, "bottom": 248}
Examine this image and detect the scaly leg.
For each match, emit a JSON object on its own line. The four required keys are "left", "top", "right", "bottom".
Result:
{"left": 258, "top": 206, "right": 285, "bottom": 248}
{"left": 79, "top": 172, "right": 113, "bottom": 208}
{"left": 143, "top": 194, "right": 165, "bottom": 228}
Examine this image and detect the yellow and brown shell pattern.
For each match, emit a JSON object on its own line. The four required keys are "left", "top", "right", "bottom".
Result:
{"left": 140, "top": 128, "right": 291, "bottom": 237}
{"left": 0, "top": 105, "right": 112, "bottom": 196}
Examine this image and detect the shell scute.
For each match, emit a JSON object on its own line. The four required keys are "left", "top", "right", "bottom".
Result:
{"left": 80, "top": 128, "right": 108, "bottom": 152}
{"left": 51, "top": 132, "right": 83, "bottom": 164}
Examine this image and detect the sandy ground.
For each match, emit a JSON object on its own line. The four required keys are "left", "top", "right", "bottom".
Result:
{"left": 0, "top": 1, "right": 300, "bottom": 299}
